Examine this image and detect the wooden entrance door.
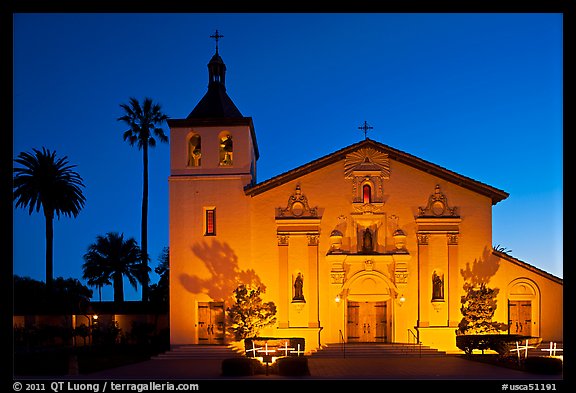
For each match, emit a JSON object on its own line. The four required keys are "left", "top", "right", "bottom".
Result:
{"left": 509, "top": 300, "right": 532, "bottom": 336}
{"left": 347, "top": 301, "right": 388, "bottom": 342}
{"left": 198, "top": 302, "right": 225, "bottom": 344}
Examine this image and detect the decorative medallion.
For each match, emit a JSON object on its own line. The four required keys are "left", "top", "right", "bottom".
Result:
{"left": 276, "top": 185, "right": 318, "bottom": 218}
{"left": 418, "top": 184, "right": 458, "bottom": 217}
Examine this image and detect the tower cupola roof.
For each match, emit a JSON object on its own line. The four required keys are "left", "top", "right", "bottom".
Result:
{"left": 187, "top": 31, "right": 243, "bottom": 119}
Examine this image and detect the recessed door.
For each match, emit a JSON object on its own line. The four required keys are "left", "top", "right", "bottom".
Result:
{"left": 198, "top": 302, "right": 225, "bottom": 344}
{"left": 347, "top": 301, "right": 388, "bottom": 343}
{"left": 509, "top": 300, "right": 532, "bottom": 336}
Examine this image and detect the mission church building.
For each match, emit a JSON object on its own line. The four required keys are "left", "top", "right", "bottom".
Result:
{"left": 168, "top": 36, "right": 563, "bottom": 353}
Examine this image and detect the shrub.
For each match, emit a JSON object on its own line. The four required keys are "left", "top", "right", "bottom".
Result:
{"left": 221, "top": 357, "right": 262, "bottom": 376}
{"left": 456, "top": 334, "right": 541, "bottom": 357}
{"left": 524, "top": 357, "right": 563, "bottom": 375}
{"left": 226, "top": 284, "right": 277, "bottom": 341}
{"left": 276, "top": 356, "right": 310, "bottom": 376}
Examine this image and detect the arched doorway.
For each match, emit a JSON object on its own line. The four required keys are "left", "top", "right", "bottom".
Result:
{"left": 507, "top": 279, "right": 540, "bottom": 337}
{"left": 343, "top": 271, "right": 397, "bottom": 343}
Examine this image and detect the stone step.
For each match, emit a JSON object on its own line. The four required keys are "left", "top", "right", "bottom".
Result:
{"left": 152, "top": 345, "right": 244, "bottom": 360}
{"left": 310, "top": 343, "right": 446, "bottom": 358}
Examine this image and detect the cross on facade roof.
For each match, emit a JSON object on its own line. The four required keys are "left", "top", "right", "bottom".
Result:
{"left": 358, "top": 121, "right": 374, "bottom": 140}
{"left": 210, "top": 29, "right": 224, "bottom": 52}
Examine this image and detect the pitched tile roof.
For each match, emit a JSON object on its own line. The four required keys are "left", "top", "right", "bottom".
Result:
{"left": 245, "top": 138, "right": 509, "bottom": 205}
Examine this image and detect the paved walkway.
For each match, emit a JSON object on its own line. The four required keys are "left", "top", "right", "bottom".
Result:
{"left": 66, "top": 354, "right": 563, "bottom": 382}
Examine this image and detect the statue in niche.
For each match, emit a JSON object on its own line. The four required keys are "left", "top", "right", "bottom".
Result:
{"left": 293, "top": 273, "right": 305, "bottom": 302}
{"left": 432, "top": 271, "right": 444, "bottom": 300}
{"left": 362, "top": 228, "right": 374, "bottom": 253}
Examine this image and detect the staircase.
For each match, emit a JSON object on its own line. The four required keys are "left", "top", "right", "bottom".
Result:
{"left": 309, "top": 342, "right": 446, "bottom": 358}
{"left": 152, "top": 344, "right": 245, "bottom": 360}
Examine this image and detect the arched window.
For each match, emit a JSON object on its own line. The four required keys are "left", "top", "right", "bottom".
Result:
{"left": 187, "top": 134, "right": 202, "bottom": 167}
{"left": 219, "top": 132, "right": 233, "bottom": 166}
{"left": 363, "top": 184, "right": 372, "bottom": 204}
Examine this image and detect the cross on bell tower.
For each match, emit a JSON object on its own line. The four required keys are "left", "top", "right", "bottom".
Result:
{"left": 210, "top": 29, "right": 224, "bottom": 53}
{"left": 358, "top": 121, "right": 374, "bottom": 140}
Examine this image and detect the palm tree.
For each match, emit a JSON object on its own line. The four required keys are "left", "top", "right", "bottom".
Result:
{"left": 82, "top": 232, "right": 149, "bottom": 303}
{"left": 82, "top": 262, "right": 111, "bottom": 302}
{"left": 118, "top": 97, "right": 169, "bottom": 302}
{"left": 13, "top": 147, "right": 86, "bottom": 289}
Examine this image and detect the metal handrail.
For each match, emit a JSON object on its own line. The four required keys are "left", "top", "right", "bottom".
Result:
{"left": 338, "top": 329, "right": 346, "bottom": 358}
{"left": 408, "top": 329, "right": 422, "bottom": 358}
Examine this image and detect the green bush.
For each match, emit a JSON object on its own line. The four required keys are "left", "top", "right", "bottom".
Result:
{"left": 221, "top": 357, "right": 262, "bottom": 376}
{"left": 524, "top": 357, "right": 563, "bottom": 375}
{"left": 276, "top": 356, "right": 310, "bottom": 376}
{"left": 456, "top": 334, "right": 541, "bottom": 356}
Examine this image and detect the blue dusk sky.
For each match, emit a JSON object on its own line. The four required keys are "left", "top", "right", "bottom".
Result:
{"left": 12, "top": 13, "right": 563, "bottom": 301}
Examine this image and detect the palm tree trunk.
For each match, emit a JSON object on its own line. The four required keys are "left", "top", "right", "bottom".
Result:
{"left": 141, "top": 143, "right": 149, "bottom": 302}
{"left": 45, "top": 211, "right": 54, "bottom": 290}
{"left": 113, "top": 271, "right": 124, "bottom": 303}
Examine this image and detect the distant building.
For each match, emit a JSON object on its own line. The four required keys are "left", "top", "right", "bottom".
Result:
{"left": 167, "top": 43, "right": 563, "bottom": 352}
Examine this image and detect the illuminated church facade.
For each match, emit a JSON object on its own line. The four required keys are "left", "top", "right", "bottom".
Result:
{"left": 168, "top": 43, "right": 563, "bottom": 353}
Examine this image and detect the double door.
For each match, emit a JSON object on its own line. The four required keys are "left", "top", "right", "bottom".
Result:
{"left": 198, "top": 302, "right": 225, "bottom": 344}
{"left": 347, "top": 301, "right": 388, "bottom": 342}
{"left": 509, "top": 300, "right": 532, "bottom": 336}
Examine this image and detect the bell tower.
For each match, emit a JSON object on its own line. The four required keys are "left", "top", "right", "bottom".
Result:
{"left": 168, "top": 31, "right": 259, "bottom": 345}
{"left": 168, "top": 30, "right": 259, "bottom": 182}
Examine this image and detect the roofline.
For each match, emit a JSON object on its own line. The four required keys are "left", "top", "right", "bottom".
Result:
{"left": 493, "top": 250, "right": 563, "bottom": 285}
{"left": 167, "top": 117, "right": 259, "bottom": 160}
{"left": 244, "top": 138, "right": 509, "bottom": 205}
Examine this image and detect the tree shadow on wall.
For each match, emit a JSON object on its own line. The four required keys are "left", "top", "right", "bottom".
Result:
{"left": 179, "top": 239, "right": 266, "bottom": 304}
{"left": 460, "top": 246, "right": 501, "bottom": 290}
{"left": 458, "top": 246, "right": 510, "bottom": 335}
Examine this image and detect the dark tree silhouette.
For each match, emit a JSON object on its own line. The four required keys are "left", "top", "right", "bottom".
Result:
{"left": 82, "top": 232, "right": 149, "bottom": 303}
{"left": 13, "top": 147, "right": 86, "bottom": 289}
{"left": 149, "top": 246, "right": 169, "bottom": 305}
{"left": 118, "top": 97, "right": 169, "bottom": 302}
{"left": 82, "top": 260, "right": 111, "bottom": 302}
{"left": 13, "top": 275, "right": 92, "bottom": 315}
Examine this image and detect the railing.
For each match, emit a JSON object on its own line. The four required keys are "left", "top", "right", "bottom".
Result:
{"left": 407, "top": 328, "right": 422, "bottom": 358}
{"left": 338, "top": 329, "right": 346, "bottom": 358}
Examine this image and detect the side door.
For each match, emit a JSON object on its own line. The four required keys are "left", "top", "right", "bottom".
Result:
{"left": 509, "top": 300, "right": 532, "bottom": 336}
{"left": 198, "top": 302, "right": 225, "bottom": 344}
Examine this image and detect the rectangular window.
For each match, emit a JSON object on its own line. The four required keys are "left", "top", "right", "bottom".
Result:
{"left": 205, "top": 208, "right": 216, "bottom": 236}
